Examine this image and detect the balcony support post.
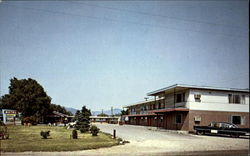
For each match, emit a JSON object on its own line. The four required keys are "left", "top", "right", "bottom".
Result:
{"left": 174, "top": 88, "right": 176, "bottom": 109}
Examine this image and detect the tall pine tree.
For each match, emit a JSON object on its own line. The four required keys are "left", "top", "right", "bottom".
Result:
{"left": 75, "top": 106, "right": 91, "bottom": 133}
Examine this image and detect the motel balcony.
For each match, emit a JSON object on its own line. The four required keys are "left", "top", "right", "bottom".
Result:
{"left": 128, "top": 101, "right": 188, "bottom": 116}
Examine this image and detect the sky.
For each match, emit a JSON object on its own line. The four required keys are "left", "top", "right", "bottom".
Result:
{"left": 0, "top": 1, "right": 249, "bottom": 111}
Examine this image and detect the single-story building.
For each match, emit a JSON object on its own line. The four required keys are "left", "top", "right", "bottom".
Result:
{"left": 46, "top": 111, "right": 73, "bottom": 124}
{"left": 124, "top": 84, "right": 249, "bottom": 132}
{"left": 90, "top": 116, "right": 120, "bottom": 124}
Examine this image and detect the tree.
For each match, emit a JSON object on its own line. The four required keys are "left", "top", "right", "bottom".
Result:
{"left": 121, "top": 109, "right": 129, "bottom": 116}
{"left": 75, "top": 106, "right": 91, "bottom": 133}
{"left": 0, "top": 77, "right": 51, "bottom": 122}
{"left": 97, "top": 113, "right": 109, "bottom": 117}
{"left": 73, "top": 110, "right": 81, "bottom": 121}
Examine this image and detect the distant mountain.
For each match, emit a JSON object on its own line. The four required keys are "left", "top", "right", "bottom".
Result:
{"left": 65, "top": 107, "right": 78, "bottom": 115}
{"left": 92, "top": 108, "right": 122, "bottom": 116}
{"left": 65, "top": 107, "right": 122, "bottom": 116}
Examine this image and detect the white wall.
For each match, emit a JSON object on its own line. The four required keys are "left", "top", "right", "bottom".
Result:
{"left": 188, "top": 89, "right": 249, "bottom": 112}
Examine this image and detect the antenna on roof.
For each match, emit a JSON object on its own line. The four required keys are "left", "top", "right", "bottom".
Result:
{"left": 144, "top": 97, "right": 148, "bottom": 101}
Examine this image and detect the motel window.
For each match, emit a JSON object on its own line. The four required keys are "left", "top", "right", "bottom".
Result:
{"left": 231, "top": 116, "right": 242, "bottom": 125}
{"left": 176, "top": 114, "right": 182, "bottom": 124}
{"left": 228, "top": 94, "right": 233, "bottom": 103}
{"left": 176, "top": 94, "right": 182, "bottom": 103}
{"left": 141, "top": 106, "right": 143, "bottom": 111}
{"left": 158, "top": 102, "right": 161, "bottom": 109}
{"left": 194, "top": 94, "right": 201, "bottom": 102}
{"left": 234, "top": 95, "right": 240, "bottom": 103}
{"left": 241, "top": 95, "right": 245, "bottom": 104}
{"left": 176, "top": 93, "right": 185, "bottom": 103}
{"left": 153, "top": 104, "right": 156, "bottom": 110}
{"left": 228, "top": 94, "right": 245, "bottom": 104}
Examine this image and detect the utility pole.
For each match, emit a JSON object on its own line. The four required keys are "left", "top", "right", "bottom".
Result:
{"left": 111, "top": 106, "right": 113, "bottom": 116}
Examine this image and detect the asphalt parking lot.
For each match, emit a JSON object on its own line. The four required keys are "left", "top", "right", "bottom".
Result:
{"left": 92, "top": 123, "right": 249, "bottom": 155}
{"left": 94, "top": 123, "right": 197, "bottom": 141}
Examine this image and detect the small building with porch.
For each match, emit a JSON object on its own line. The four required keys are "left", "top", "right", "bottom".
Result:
{"left": 90, "top": 116, "right": 120, "bottom": 124}
{"left": 46, "top": 111, "right": 73, "bottom": 124}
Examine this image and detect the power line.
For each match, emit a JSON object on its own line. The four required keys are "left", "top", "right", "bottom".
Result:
{"left": 1, "top": 3, "right": 247, "bottom": 38}
{"left": 67, "top": 1, "right": 246, "bottom": 30}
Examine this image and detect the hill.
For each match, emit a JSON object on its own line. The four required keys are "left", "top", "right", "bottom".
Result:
{"left": 65, "top": 107, "right": 78, "bottom": 115}
{"left": 92, "top": 108, "right": 122, "bottom": 116}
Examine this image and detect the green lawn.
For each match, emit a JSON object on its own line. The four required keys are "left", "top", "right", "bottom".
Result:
{"left": 0, "top": 125, "right": 119, "bottom": 152}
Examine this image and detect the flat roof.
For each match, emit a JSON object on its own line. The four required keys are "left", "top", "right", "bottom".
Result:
{"left": 147, "top": 84, "right": 249, "bottom": 96}
{"left": 123, "top": 97, "right": 165, "bottom": 108}
{"left": 90, "top": 116, "right": 120, "bottom": 119}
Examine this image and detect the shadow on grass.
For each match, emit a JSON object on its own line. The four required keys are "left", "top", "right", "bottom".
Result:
{"left": 41, "top": 137, "right": 53, "bottom": 139}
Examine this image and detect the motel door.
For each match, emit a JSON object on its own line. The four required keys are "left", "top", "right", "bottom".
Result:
{"left": 164, "top": 115, "right": 167, "bottom": 129}
{"left": 136, "top": 117, "right": 139, "bottom": 125}
{"left": 147, "top": 117, "right": 151, "bottom": 126}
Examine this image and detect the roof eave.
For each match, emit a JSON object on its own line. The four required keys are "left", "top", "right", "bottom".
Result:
{"left": 147, "top": 84, "right": 249, "bottom": 96}
{"left": 147, "top": 84, "right": 178, "bottom": 96}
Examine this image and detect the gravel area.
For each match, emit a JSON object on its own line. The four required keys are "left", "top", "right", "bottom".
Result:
{"left": 1, "top": 123, "right": 249, "bottom": 156}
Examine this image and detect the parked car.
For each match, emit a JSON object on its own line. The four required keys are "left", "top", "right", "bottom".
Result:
{"left": 194, "top": 122, "right": 250, "bottom": 138}
{"left": 67, "top": 121, "right": 77, "bottom": 128}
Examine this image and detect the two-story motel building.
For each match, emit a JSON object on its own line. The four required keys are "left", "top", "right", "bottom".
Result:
{"left": 124, "top": 84, "right": 249, "bottom": 132}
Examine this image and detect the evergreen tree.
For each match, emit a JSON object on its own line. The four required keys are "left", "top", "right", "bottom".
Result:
{"left": 73, "top": 110, "right": 81, "bottom": 121}
{"left": 75, "top": 106, "right": 91, "bottom": 133}
{"left": 121, "top": 109, "right": 129, "bottom": 115}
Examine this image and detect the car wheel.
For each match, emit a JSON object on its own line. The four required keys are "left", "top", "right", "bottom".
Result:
{"left": 230, "top": 133, "right": 239, "bottom": 138}
{"left": 196, "top": 131, "right": 204, "bottom": 135}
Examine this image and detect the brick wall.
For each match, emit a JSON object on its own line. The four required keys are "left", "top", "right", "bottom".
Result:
{"left": 189, "top": 110, "right": 250, "bottom": 131}
{"left": 127, "top": 110, "right": 249, "bottom": 132}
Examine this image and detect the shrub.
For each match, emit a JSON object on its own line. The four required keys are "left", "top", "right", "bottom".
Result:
{"left": 76, "top": 120, "right": 90, "bottom": 133}
{"left": 79, "top": 127, "right": 89, "bottom": 133}
{"left": 23, "top": 116, "right": 37, "bottom": 125}
{"left": 72, "top": 130, "right": 78, "bottom": 139}
{"left": 0, "top": 121, "right": 4, "bottom": 126}
{"left": 0, "top": 123, "right": 9, "bottom": 140}
{"left": 90, "top": 125, "right": 100, "bottom": 136}
{"left": 40, "top": 131, "right": 50, "bottom": 139}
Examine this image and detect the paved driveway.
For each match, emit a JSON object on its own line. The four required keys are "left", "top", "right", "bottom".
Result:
{"left": 92, "top": 123, "right": 249, "bottom": 155}
{"left": 94, "top": 123, "right": 197, "bottom": 142}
